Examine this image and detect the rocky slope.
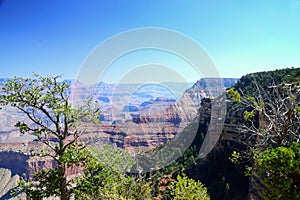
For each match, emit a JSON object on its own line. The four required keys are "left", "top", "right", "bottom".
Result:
{"left": 0, "top": 168, "right": 25, "bottom": 200}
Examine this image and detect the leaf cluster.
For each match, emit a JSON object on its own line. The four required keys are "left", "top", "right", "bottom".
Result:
{"left": 253, "top": 142, "right": 300, "bottom": 200}
{"left": 73, "top": 145, "right": 152, "bottom": 200}
{"left": 168, "top": 173, "right": 210, "bottom": 200}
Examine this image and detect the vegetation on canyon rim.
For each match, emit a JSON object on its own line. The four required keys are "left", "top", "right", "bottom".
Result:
{"left": 0, "top": 68, "right": 299, "bottom": 199}
{"left": 227, "top": 68, "right": 300, "bottom": 199}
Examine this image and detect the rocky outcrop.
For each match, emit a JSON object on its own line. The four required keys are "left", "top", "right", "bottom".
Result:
{"left": 0, "top": 149, "right": 83, "bottom": 181}
{"left": 0, "top": 151, "right": 29, "bottom": 178}
{"left": 0, "top": 168, "right": 26, "bottom": 200}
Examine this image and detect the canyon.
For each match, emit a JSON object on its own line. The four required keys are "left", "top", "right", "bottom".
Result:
{"left": 0, "top": 78, "right": 237, "bottom": 178}
{"left": 1, "top": 68, "right": 299, "bottom": 200}
{"left": 0, "top": 77, "right": 239, "bottom": 199}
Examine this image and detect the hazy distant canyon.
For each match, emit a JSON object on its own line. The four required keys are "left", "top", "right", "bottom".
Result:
{"left": 0, "top": 78, "right": 238, "bottom": 149}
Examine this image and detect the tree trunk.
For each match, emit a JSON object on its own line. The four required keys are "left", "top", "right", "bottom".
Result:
{"left": 59, "top": 162, "right": 69, "bottom": 200}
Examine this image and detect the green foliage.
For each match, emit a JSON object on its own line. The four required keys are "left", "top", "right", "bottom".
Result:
{"left": 2, "top": 75, "right": 151, "bottom": 199}
{"left": 243, "top": 110, "right": 255, "bottom": 121}
{"left": 229, "top": 151, "right": 241, "bottom": 164}
{"left": 74, "top": 146, "right": 152, "bottom": 200}
{"left": 220, "top": 176, "right": 230, "bottom": 193}
{"left": 146, "top": 144, "right": 199, "bottom": 195}
{"left": 234, "top": 68, "right": 300, "bottom": 96}
{"left": 73, "top": 156, "right": 116, "bottom": 199}
{"left": 227, "top": 69, "right": 300, "bottom": 147}
{"left": 146, "top": 116, "right": 207, "bottom": 198}
{"left": 59, "top": 142, "right": 89, "bottom": 167}
{"left": 14, "top": 145, "right": 151, "bottom": 200}
{"left": 89, "top": 145, "right": 135, "bottom": 174}
{"left": 227, "top": 88, "right": 241, "bottom": 102}
{"left": 168, "top": 173, "right": 210, "bottom": 200}
{"left": 294, "top": 106, "right": 300, "bottom": 116}
{"left": 0, "top": 74, "right": 100, "bottom": 141}
{"left": 12, "top": 169, "right": 61, "bottom": 199}
{"left": 0, "top": 74, "right": 100, "bottom": 200}
{"left": 244, "top": 165, "right": 252, "bottom": 177}
{"left": 12, "top": 143, "right": 90, "bottom": 199}
{"left": 253, "top": 142, "right": 300, "bottom": 200}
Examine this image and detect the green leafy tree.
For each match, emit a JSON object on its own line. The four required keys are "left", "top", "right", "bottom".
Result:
{"left": 74, "top": 145, "right": 152, "bottom": 200}
{"left": 89, "top": 144, "right": 135, "bottom": 174}
{"left": 168, "top": 173, "right": 210, "bottom": 200}
{"left": 253, "top": 142, "right": 300, "bottom": 200}
{"left": 0, "top": 74, "right": 100, "bottom": 200}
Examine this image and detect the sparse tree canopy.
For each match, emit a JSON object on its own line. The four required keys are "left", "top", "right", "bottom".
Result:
{"left": 168, "top": 173, "right": 210, "bottom": 200}
{"left": 227, "top": 80, "right": 300, "bottom": 148}
{"left": 74, "top": 145, "right": 152, "bottom": 200}
{"left": 0, "top": 74, "right": 100, "bottom": 200}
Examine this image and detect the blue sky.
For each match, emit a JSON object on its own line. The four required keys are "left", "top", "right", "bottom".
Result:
{"left": 0, "top": 0, "right": 300, "bottom": 83}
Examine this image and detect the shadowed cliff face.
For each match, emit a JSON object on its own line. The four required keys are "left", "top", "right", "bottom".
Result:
{"left": 184, "top": 99, "right": 250, "bottom": 200}
{"left": 180, "top": 85, "right": 257, "bottom": 199}
{"left": 0, "top": 150, "right": 82, "bottom": 181}
{"left": 0, "top": 151, "right": 29, "bottom": 178}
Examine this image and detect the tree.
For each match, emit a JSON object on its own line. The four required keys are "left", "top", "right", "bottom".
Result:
{"left": 227, "top": 81, "right": 299, "bottom": 148}
{"left": 73, "top": 145, "right": 152, "bottom": 200}
{"left": 168, "top": 173, "right": 210, "bottom": 200}
{"left": 0, "top": 74, "right": 100, "bottom": 200}
{"left": 253, "top": 142, "right": 300, "bottom": 200}
{"left": 89, "top": 144, "right": 135, "bottom": 174}
{"left": 227, "top": 75, "right": 300, "bottom": 199}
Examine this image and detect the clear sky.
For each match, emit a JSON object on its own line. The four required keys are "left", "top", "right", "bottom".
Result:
{"left": 0, "top": 0, "right": 300, "bottom": 83}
